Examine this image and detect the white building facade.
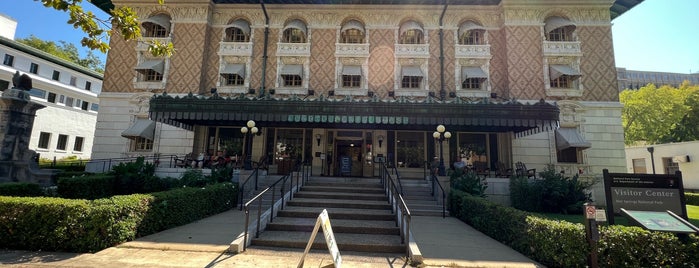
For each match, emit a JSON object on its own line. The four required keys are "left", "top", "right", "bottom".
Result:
{"left": 626, "top": 142, "right": 698, "bottom": 191}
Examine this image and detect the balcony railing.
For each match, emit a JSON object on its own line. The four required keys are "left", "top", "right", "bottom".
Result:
{"left": 394, "top": 43, "right": 429, "bottom": 58}
{"left": 335, "top": 43, "right": 370, "bottom": 57}
{"left": 543, "top": 41, "right": 582, "bottom": 56}
{"left": 455, "top": 44, "right": 491, "bottom": 58}
{"left": 218, "top": 42, "right": 253, "bottom": 56}
{"left": 276, "top": 42, "right": 311, "bottom": 57}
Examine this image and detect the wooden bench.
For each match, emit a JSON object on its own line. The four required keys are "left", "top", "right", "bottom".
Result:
{"left": 515, "top": 162, "right": 536, "bottom": 179}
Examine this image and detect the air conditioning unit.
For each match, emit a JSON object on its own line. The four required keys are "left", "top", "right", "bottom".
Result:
{"left": 672, "top": 155, "right": 690, "bottom": 163}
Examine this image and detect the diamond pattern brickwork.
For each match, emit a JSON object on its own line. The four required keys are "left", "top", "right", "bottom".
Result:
{"left": 166, "top": 23, "right": 207, "bottom": 94}
{"left": 505, "top": 26, "right": 544, "bottom": 100}
{"left": 578, "top": 26, "right": 618, "bottom": 102}
{"left": 489, "top": 29, "right": 509, "bottom": 97}
{"left": 201, "top": 26, "right": 222, "bottom": 93}
{"left": 103, "top": 35, "right": 136, "bottom": 93}
{"left": 368, "top": 29, "right": 396, "bottom": 99}
{"left": 250, "top": 28, "right": 279, "bottom": 91}
{"left": 310, "top": 29, "right": 337, "bottom": 95}
{"left": 429, "top": 29, "right": 455, "bottom": 94}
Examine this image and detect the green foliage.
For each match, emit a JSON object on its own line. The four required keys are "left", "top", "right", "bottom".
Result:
{"left": 0, "top": 182, "right": 45, "bottom": 197}
{"left": 449, "top": 168, "right": 487, "bottom": 197}
{"left": 687, "top": 193, "right": 699, "bottom": 206}
{"left": 110, "top": 157, "right": 158, "bottom": 194}
{"left": 178, "top": 169, "right": 209, "bottom": 187}
{"left": 57, "top": 174, "right": 115, "bottom": 199}
{"left": 0, "top": 183, "right": 237, "bottom": 253}
{"left": 620, "top": 83, "right": 699, "bottom": 145}
{"left": 16, "top": 36, "right": 104, "bottom": 73}
{"left": 448, "top": 190, "right": 699, "bottom": 267}
{"left": 510, "top": 166, "right": 592, "bottom": 214}
{"left": 210, "top": 166, "right": 233, "bottom": 183}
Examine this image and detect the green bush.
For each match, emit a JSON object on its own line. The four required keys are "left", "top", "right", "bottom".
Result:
{"left": 110, "top": 157, "right": 157, "bottom": 194}
{"left": 449, "top": 168, "right": 487, "bottom": 197}
{"left": 448, "top": 190, "right": 699, "bottom": 267}
{"left": 57, "top": 174, "right": 115, "bottom": 199}
{"left": 686, "top": 192, "right": 699, "bottom": 206}
{"left": 0, "top": 182, "right": 45, "bottom": 197}
{"left": 510, "top": 165, "right": 592, "bottom": 214}
{"left": 0, "top": 183, "right": 237, "bottom": 253}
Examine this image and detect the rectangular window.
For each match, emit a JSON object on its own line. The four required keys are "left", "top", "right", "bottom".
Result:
{"left": 52, "top": 70, "right": 60, "bottom": 81}
{"left": 56, "top": 134, "right": 68, "bottom": 150}
{"left": 632, "top": 158, "right": 647, "bottom": 174}
{"left": 401, "top": 76, "right": 422, "bottom": 88}
{"left": 132, "top": 137, "right": 154, "bottom": 152}
{"left": 223, "top": 74, "right": 245, "bottom": 86}
{"left": 65, "top": 97, "right": 74, "bottom": 107}
{"left": 28, "top": 88, "right": 47, "bottom": 99}
{"left": 342, "top": 75, "right": 361, "bottom": 88}
{"left": 663, "top": 157, "right": 680, "bottom": 175}
{"left": 75, "top": 99, "right": 82, "bottom": 108}
{"left": 38, "top": 132, "right": 51, "bottom": 149}
{"left": 462, "top": 78, "right": 483, "bottom": 90}
{"left": 59, "top": 95, "right": 65, "bottom": 104}
{"left": 141, "top": 69, "right": 163, "bottom": 82}
{"left": 73, "top": 136, "right": 84, "bottom": 152}
{"left": 550, "top": 75, "right": 571, "bottom": 88}
{"left": 30, "top": 63, "right": 39, "bottom": 74}
{"left": 81, "top": 101, "right": 89, "bottom": 111}
{"left": 90, "top": 103, "right": 99, "bottom": 111}
{"left": 47, "top": 92, "right": 57, "bottom": 103}
{"left": 557, "top": 147, "right": 579, "bottom": 163}
{"left": 85, "top": 81, "right": 92, "bottom": 91}
{"left": 282, "top": 75, "right": 303, "bottom": 87}
{"left": 3, "top": 54, "right": 14, "bottom": 66}
{"left": 69, "top": 76, "right": 77, "bottom": 86}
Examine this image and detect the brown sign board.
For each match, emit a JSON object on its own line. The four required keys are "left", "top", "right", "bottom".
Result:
{"left": 603, "top": 169, "right": 688, "bottom": 225}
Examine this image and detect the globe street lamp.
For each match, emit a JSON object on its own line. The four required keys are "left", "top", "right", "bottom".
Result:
{"left": 433, "top": 125, "right": 451, "bottom": 176}
{"left": 240, "top": 120, "right": 258, "bottom": 170}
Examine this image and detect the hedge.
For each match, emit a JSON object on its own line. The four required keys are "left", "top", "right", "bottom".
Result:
{"left": 57, "top": 174, "right": 116, "bottom": 199}
{"left": 449, "top": 190, "right": 699, "bottom": 267}
{"left": 0, "top": 182, "right": 44, "bottom": 197}
{"left": 686, "top": 193, "right": 699, "bottom": 206}
{"left": 0, "top": 183, "right": 237, "bottom": 253}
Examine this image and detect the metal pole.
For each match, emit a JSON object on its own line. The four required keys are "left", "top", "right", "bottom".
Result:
{"left": 438, "top": 138, "right": 446, "bottom": 176}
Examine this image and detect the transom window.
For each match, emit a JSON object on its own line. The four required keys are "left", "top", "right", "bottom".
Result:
{"left": 459, "top": 30, "right": 484, "bottom": 45}
{"left": 342, "top": 75, "right": 361, "bottom": 88}
{"left": 341, "top": 29, "right": 364, "bottom": 44}
{"left": 401, "top": 76, "right": 422, "bottom": 88}
{"left": 225, "top": 27, "right": 249, "bottom": 42}
{"left": 282, "top": 75, "right": 303, "bottom": 87}
{"left": 223, "top": 74, "right": 245, "bottom": 86}
{"left": 400, "top": 29, "right": 423, "bottom": 44}
{"left": 462, "top": 78, "right": 484, "bottom": 90}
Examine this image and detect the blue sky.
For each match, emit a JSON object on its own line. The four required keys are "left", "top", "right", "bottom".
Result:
{"left": 1, "top": 0, "right": 697, "bottom": 74}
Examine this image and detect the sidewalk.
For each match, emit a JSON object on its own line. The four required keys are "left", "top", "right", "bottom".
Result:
{"left": 1, "top": 209, "right": 542, "bottom": 268}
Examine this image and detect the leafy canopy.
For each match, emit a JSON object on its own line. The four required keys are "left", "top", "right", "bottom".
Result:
{"left": 17, "top": 35, "right": 105, "bottom": 73}
{"left": 40, "top": 0, "right": 173, "bottom": 57}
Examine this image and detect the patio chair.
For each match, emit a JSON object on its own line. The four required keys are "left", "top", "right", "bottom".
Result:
{"left": 495, "top": 161, "right": 513, "bottom": 178}
{"left": 515, "top": 162, "right": 536, "bottom": 179}
{"left": 174, "top": 153, "right": 193, "bottom": 168}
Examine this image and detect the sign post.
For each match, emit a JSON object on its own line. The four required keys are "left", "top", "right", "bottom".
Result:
{"left": 298, "top": 209, "right": 342, "bottom": 268}
{"left": 583, "top": 203, "right": 599, "bottom": 268}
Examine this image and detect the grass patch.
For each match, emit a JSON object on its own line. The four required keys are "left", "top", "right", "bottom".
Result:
{"left": 538, "top": 205, "right": 699, "bottom": 227}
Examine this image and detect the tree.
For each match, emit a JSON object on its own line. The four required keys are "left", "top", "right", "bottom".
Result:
{"left": 17, "top": 35, "right": 105, "bottom": 73}
{"left": 664, "top": 82, "right": 699, "bottom": 142}
{"left": 620, "top": 82, "right": 699, "bottom": 145}
{"left": 40, "top": 0, "right": 173, "bottom": 57}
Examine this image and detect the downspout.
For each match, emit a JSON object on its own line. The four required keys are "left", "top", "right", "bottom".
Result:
{"left": 439, "top": 1, "right": 448, "bottom": 101}
{"left": 259, "top": 0, "right": 270, "bottom": 98}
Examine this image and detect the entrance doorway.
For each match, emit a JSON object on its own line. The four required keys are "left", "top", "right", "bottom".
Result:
{"left": 335, "top": 139, "right": 363, "bottom": 177}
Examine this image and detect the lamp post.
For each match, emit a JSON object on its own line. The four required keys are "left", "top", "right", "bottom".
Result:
{"left": 240, "top": 120, "right": 258, "bottom": 170}
{"left": 433, "top": 125, "right": 451, "bottom": 176}
{"left": 647, "top": 146, "right": 656, "bottom": 174}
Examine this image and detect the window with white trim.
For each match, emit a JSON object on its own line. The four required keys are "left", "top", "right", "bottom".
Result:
{"left": 56, "top": 134, "right": 68, "bottom": 151}
{"left": 38, "top": 132, "right": 51, "bottom": 149}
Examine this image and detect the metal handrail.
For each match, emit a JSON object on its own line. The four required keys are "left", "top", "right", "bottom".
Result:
{"left": 389, "top": 165, "right": 404, "bottom": 195}
{"left": 430, "top": 173, "right": 447, "bottom": 218}
{"left": 80, "top": 154, "right": 183, "bottom": 173}
{"left": 238, "top": 168, "right": 260, "bottom": 210}
{"left": 242, "top": 161, "right": 307, "bottom": 252}
{"left": 380, "top": 163, "right": 412, "bottom": 256}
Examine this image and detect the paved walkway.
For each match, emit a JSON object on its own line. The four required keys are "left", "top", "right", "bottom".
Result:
{"left": 1, "top": 209, "right": 542, "bottom": 268}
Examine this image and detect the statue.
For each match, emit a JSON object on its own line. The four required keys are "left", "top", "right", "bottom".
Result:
{"left": 11, "top": 71, "right": 33, "bottom": 91}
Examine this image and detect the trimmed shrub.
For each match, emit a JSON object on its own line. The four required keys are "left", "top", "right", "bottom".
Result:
{"left": 686, "top": 192, "right": 699, "bottom": 206}
{"left": 0, "top": 182, "right": 44, "bottom": 197}
{"left": 449, "top": 168, "right": 487, "bottom": 197}
{"left": 57, "top": 174, "right": 115, "bottom": 199}
{"left": 0, "top": 183, "right": 237, "bottom": 253}
{"left": 110, "top": 157, "right": 157, "bottom": 194}
{"left": 510, "top": 165, "right": 592, "bottom": 214}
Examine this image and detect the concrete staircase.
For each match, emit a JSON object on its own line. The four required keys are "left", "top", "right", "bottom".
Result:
{"left": 250, "top": 177, "right": 405, "bottom": 253}
{"left": 399, "top": 175, "right": 449, "bottom": 217}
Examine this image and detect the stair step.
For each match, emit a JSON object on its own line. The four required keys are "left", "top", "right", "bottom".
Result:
{"left": 251, "top": 231, "right": 405, "bottom": 253}
{"left": 293, "top": 191, "right": 386, "bottom": 201}
{"left": 287, "top": 198, "right": 392, "bottom": 210}
{"left": 301, "top": 185, "right": 384, "bottom": 194}
{"left": 277, "top": 206, "right": 395, "bottom": 221}
{"left": 305, "top": 181, "right": 383, "bottom": 188}
{"left": 266, "top": 217, "right": 400, "bottom": 235}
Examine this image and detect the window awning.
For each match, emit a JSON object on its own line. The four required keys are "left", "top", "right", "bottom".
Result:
{"left": 227, "top": 19, "right": 251, "bottom": 36}
{"left": 221, "top": 64, "right": 245, "bottom": 77}
{"left": 284, "top": 19, "right": 307, "bottom": 35}
{"left": 549, "top": 65, "right": 581, "bottom": 80}
{"left": 401, "top": 66, "right": 423, "bottom": 77}
{"left": 458, "top": 21, "right": 486, "bottom": 37}
{"left": 121, "top": 119, "right": 155, "bottom": 140}
{"left": 341, "top": 20, "right": 365, "bottom": 33}
{"left": 544, "top": 16, "right": 576, "bottom": 34}
{"left": 342, "top": 65, "right": 362, "bottom": 76}
{"left": 555, "top": 127, "right": 591, "bottom": 151}
{"left": 461, "top": 66, "right": 488, "bottom": 79}
{"left": 135, "top": 60, "right": 165, "bottom": 75}
{"left": 399, "top": 20, "right": 423, "bottom": 36}
{"left": 281, "top": 65, "right": 303, "bottom": 76}
{"left": 142, "top": 14, "right": 171, "bottom": 31}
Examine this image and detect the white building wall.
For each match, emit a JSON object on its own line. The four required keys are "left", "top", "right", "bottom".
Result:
{"left": 626, "top": 141, "right": 699, "bottom": 191}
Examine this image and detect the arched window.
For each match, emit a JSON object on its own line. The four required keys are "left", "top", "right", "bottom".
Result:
{"left": 142, "top": 14, "right": 171, "bottom": 38}
{"left": 399, "top": 20, "right": 424, "bottom": 44}
{"left": 544, "top": 16, "right": 576, "bottom": 42}
{"left": 282, "top": 19, "right": 307, "bottom": 43}
{"left": 340, "top": 20, "right": 365, "bottom": 44}
{"left": 458, "top": 21, "right": 486, "bottom": 45}
{"left": 224, "top": 19, "right": 251, "bottom": 42}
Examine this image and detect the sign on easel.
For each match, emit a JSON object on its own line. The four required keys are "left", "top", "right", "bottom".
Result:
{"left": 298, "top": 209, "right": 342, "bottom": 268}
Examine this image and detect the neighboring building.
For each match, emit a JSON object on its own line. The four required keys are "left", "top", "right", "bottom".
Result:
{"left": 626, "top": 142, "right": 698, "bottom": 191}
{"left": 617, "top": 67, "right": 699, "bottom": 91}
{"left": 90, "top": 0, "right": 640, "bottom": 203}
{"left": 0, "top": 14, "right": 102, "bottom": 160}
